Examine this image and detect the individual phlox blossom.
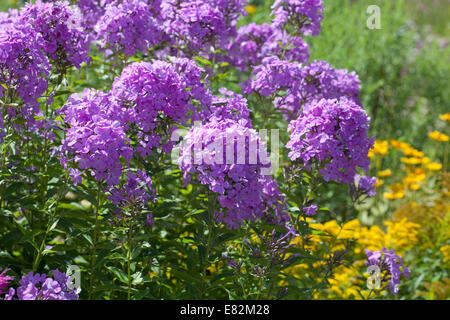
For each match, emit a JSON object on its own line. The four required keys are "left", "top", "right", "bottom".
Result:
{"left": 108, "top": 169, "right": 155, "bottom": 210}
{"left": 59, "top": 89, "right": 133, "bottom": 186}
{"left": 0, "top": 24, "right": 50, "bottom": 118}
{"left": 17, "top": 0, "right": 91, "bottom": 71}
{"left": 4, "top": 270, "right": 79, "bottom": 300}
{"left": 160, "top": 0, "right": 247, "bottom": 53}
{"left": 365, "top": 248, "right": 410, "bottom": 296}
{"left": 286, "top": 98, "right": 374, "bottom": 184}
{"left": 271, "top": 0, "right": 324, "bottom": 36}
{"left": 95, "top": 0, "right": 165, "bottom": 56}
{"left": 111, "top": 59, "right": 211, "bottom": 157}
{"left": 179, "top": 117, "right": 282, "bottom": 229}
{"left": 209, "top": 88, "right": 251, "bottom": 125}
{"left": 0, "top": 268, "right": 14, "bottom": 295}
{"left": 244, "top": 58, "right": 361, "bottom": 120}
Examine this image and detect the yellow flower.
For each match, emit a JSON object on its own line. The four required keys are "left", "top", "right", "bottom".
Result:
{"left": 245, "top": 5, "right": 257, "bottom": 14}
{"left": 427, "top": 162, "right": 442, "bottom": 171}
{"left": 378, "top": 169, "right": 392, "bottom": 177}
{"left": 401, "top": 157, "right": 429, "bottom": 165}
{"left": 385, "top": 218, "right": 420, "bottom": 250}
{"left": 390, "top": 140, "right": 410, "bottom": 151}
{"left": 441, "top": 245, "right": 450, "bottom": 264}
{"left": 374, "top": 178, "right": 384, "bottom": 187}
{"left": 401, "top": 157, "right": 422, "bottom": 165}
{"left": 439, "top": 113, "right": 450, "bottom": 122}
{"left": 429, "top": 131, "right": 449, "bottom": 142}
{"left": 384, "top": 184, "right": 405, "bottom": 200}
{"left": 371, "top": 140, "right": 389, "bottom": 156}
{"left": 402, "top": 146, "right": 424, "bottom": 158}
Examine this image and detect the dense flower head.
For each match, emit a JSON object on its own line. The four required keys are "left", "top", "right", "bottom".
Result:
{"left": 271, "top": 0, "right": 324, "bottom": 36}
{"left": 17, "top": 1, "right": 90, "bottom": 71}
{"left": 209, "top": 88, "right": 251, "bottom": 125}
{"left": 111, "top": 58, "right": 211, "bottom": 157}
{"left": 227, "top": 22, "right": 274, "bottom": 70}
{"left": 95, "top": 0, "right": 165, "bottom": 56}
{"left": 365, "top": 248, "right": 410, "bottom": 296}
{"left": 244, "top": 57, "right": 361, "bottom": 120}
{"left": 179, "top": 117, "right": 289, "bottom": 228}
{"left": 286, "top": 98, "right": 374, "bottom": 184}
{"left": 228, "top": 23, "right": 309, "bottom": 71}
{"left": 160, "top": 0, "right": 247, "bottom": 53}
{"left": 77, "top": 0, "right": 119, "bottom": 30}
{"left": 4, "top": 270, "right": 79, "bottom": 300}
{"left": 0, "top": 24, "right": 50, "bottom": 118}
{"left": 59, "top": 89, "right": 133, "bottom": 186}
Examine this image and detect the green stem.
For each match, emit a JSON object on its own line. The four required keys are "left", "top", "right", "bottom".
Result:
{"left": 127, "top": 224, "right": 133, "bottom": 300}
{"left": 88, "top": 182, "right": 103, "bottom": 300}
{"left": 32, "top": 184, "right": 66, "bottom": 272}
{"left": 201, "top": 191, "right": 216, "bottom": 299}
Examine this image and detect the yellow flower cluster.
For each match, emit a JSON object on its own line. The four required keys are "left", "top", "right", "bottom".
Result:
{"left": 285, "top": 217, "right": 420, "bottom": 299}
{"left": 441, "top": 245, "right": 450, "bottom": 264}
{"left": 368, "top": 140, "right": 389, "bottom": 158}
{"left": 429, "top": 131, "right": 449, "bottom": 142}
{"left": 440, "top": 113, "right": 450, "bottom": 122}
{"left": 368, "top": 138, "right": 443, "bottom": 199}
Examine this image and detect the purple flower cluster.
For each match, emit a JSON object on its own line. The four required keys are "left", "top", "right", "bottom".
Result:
{"left": 353, "top": 174, "right": 377, "bottom": 199}
{"left": 0, "top": 23, "right": 49, "bottom": 118}
{"left": 77, "top": 0, "right": 116, "bottom": 30}
{"left": 95, "top": 0, "right": 164, "bottom": 56}
{"left": 59, "top": 89, "right": 133, "bottom": 186}
{"left": 111, "top": 58, "right": 211, "bottom": 157}
{"left": 365, "top": 248, "right": 410, "bottom": 296}
{"left": 4, "top": 270, "right": 79, "bottom": 300}
{"left": 271, "top": 0, "right": 324, "bottom": 36}
{"left": 160, "top": 0, "right": 247, "bottom": 53}
{"left": 244, "top": 57, "right": 361, "bottom": 120}
{"left": 17, "top": 1, "right": 91, "bottom": 71}
{"left": 286, "top": 98, "right": 374, "bottom": 184}
{"left": 179, "top": 117, "right": 289, "bottom": 228}
{"left": 60, "top": 57, "right": 210, "bottom": 212}
{"left": 228, "top": 22, "right": 309, "bottom": 71}
{"left": 209, "top": 88, "right": 251, "bottom": 125}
